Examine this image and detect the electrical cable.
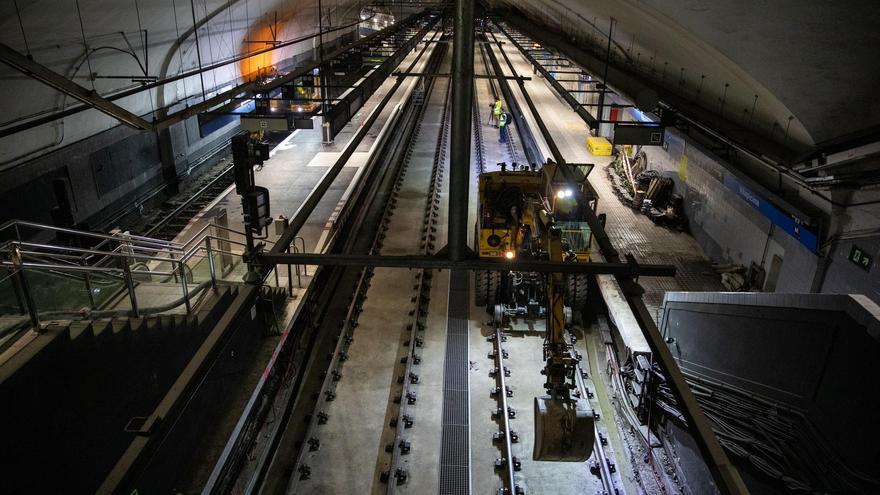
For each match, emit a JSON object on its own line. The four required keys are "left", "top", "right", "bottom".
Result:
{"left": 74, "top": 0, "right": 96, "bottom": 92}
{"left": 12, "top": 0, "right": 31, "bottom": 57}
{"left": 200, "top": 0, "right": 220, "bottom": 92}
{"left": 133, "top": 0, "right": 156, "bottom": 117}
{"left": 658, "top": 370, "right": 880, "bottom": 493}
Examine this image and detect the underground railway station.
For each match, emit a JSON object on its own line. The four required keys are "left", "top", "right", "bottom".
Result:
{"left": 1, "top": 1, "right": 879, "bottom": 494}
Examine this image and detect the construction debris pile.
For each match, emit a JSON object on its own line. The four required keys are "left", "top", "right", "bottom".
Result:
{"left": 713, "top": 262, "right": 766, "bottom": 291}
{"left": 607, "top": 149, "right": 688, "bottom": 231}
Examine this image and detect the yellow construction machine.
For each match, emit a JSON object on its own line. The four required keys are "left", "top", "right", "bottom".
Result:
{"left": 474, "top": 161, "right": 597, "bottom": 323}
{"left": 474, "top": 160, "right": 599, "bottom": 462}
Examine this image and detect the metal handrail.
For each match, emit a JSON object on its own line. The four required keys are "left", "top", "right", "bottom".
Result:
{"left": 17, "top": 250, "right": 84, "bottom": 265}
{"left": 1, "top": 220, "right": 181, "bottom": 250}
{"left": 4, "top": 239, "right": 243, "bottom": 278}
{"left": 0, "top": 260, "right": 174, "bottom": 277}
{"left": 1, "top": 218, "right": 259, "bottom": 256}
{"left": 14, "top": 242, "right": 174, "bottom": 264}
{"left": 0, "top": 270, "right": 17, "bottom": 285}
{"left": 0, "top": 218, "right": 267, "bottom": 326}
{"left": 177, "top": 222, "right": 217, "bottom": 251}
{"left": 16, "top": 253, "right": 124, "bottom": 286}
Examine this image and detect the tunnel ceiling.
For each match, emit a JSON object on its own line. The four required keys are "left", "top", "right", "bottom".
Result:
{"left": 1, "top": 0, "right": 879, "bottom": 160}
{"left": 493, "top": 0, "right": 880, "bottom": 151}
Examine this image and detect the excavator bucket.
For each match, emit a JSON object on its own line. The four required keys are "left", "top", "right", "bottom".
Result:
{"left": 533, "top": 396, "right": 595, "bottom": 461}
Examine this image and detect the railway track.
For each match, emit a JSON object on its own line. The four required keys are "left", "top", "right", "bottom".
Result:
{"left": 194, "top": 19, "right": 445, "bottom": 494}
{"left": 143, "top": 162, "right": 233, "bottom": 239}
{"left": 382, "top": 54, "right": 452, "bottom": 493}
{"left": 202, "top": 25, "right": 448, "bottom": 493}
{"left": 473, "top": 20, "right": 623, "bottom": 495}
{"left": 285, "top": 36, "right": 451, "bottom": 494}
{"left": 210, "top": 16, "right": 628, "bottom": 495}
{"left": 477, "top": 37, "right": 522, "bottom": 168}
{"left": 137, "top": 133, "right": 283, "bottom": 241}
{"left": 473, "top": 35, "right": 529, "bottom": 495}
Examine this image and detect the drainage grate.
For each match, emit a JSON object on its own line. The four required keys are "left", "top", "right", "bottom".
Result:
{"left": 439, "top": 269, "right": 470, "bottom": 495}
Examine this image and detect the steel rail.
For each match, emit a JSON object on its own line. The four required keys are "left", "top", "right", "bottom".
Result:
{"left": 144, "top": 164, "right": 234, "bottom": 237}
{"left": 478, "top": 35, "right": 522, "bottom": 167}
{"left": 207, "top": 28, "right": 445, "bottom": 494}
{"left": 282, "top": 37, "right": 445, "bottom": 494}
{"left": 486, "top": 26, "right": 560, "bottom": 164}
{"left": 481, "top": 26, "right": 542, "bottom": 167}
{"left": 492, "top": 326, "right": 518, "bottom": 494}
{"left": 83, "top": 21, "right": 436, "bottom": 495}
{"left": 573, "top": 348, "right": 616, "bottom": 494}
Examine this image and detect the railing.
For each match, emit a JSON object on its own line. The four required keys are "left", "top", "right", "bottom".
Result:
{"left": 0, "top": 219, "right": 310, "bottom": 333}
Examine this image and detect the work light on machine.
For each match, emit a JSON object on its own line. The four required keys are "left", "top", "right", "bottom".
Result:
{"left": 556, "top": 189, "right": 573, "bottom": 199}
{"left": 505, "top": 250, "right": 516, "bottom": 259}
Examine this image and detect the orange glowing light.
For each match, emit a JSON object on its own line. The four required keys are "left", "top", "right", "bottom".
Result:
{"left": 240, "top": 22, "right": 281, "bottom": 81}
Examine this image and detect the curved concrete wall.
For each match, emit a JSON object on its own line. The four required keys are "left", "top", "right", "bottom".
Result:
{"left": 489, "top": 0, "right": 880, "bottom": 150}
{"left": 0, "top": 0, "right": 363, "bottom": 167}
{"left": 0, "top": 0, "right": 367, "bottom": 227}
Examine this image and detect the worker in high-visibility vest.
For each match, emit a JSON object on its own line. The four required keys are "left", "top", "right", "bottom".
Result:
{"left": 498, "top": 111, "right": 508, "bottom": 143}
{"left": 491, "top": 99, "right": 502, "bottom": 127}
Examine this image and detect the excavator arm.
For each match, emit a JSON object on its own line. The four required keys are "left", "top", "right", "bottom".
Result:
{"left": 533, "top": 226, "right": 595, "bottom": 462}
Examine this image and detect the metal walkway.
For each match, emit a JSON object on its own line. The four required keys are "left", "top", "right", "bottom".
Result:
{"left": 438, "top": 269, "right": 471, "bottom": 495}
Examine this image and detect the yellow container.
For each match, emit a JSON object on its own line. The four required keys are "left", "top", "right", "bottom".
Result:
{"left": 586, "top": 136, "right": 612, "bottom": 156}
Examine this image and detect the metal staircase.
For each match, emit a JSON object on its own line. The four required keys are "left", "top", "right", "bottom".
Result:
{"left": 0, "top": 219, "right": 303, "bottom": 334}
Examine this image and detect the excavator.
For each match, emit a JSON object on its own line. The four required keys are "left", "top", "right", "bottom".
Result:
{"left": 474, "top": 160, "right": 599, "bottom": 462}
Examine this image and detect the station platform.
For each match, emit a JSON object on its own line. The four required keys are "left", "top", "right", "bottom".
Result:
{"left": 170, "top": 35, "right": 439, "bottom": 264}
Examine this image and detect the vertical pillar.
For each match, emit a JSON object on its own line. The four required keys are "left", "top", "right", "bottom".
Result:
{"left": 596, "top": 17, "right": 615, "bottom": 138}
{"left": 157, "top": 127, "right": 180, "bottom": 195}
{"left": 317, "top": 0, "right": 328, "bottom": 115}
{"left": 448, "top": 0, "right": 475, "bottom": 262}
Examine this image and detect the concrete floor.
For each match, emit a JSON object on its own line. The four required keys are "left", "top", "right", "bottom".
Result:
{"left": 395, "top": 50, "right": 452, "bottom": 495}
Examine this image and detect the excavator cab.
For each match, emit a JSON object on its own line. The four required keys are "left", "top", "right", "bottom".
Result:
{"left": 533, "top": 226, "right": 595, "bottom": 462}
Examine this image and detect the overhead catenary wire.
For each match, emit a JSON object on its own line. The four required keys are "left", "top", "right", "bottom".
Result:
{"left": 132, "top": 0, "right": 156, "bottom": 116}
{"left": 189, "top": 0, "right": 208, "bottom": 100}
{"left": 74, "top": 0, "right": 96, "bottom": 91}
{"left": 12, "top": 0, "right": 31, "bottom": 57}
{"left": 200, "top": 0, "right": 220, "bottom": 92}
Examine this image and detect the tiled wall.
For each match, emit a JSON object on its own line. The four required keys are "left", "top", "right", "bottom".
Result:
{"left": 638, "top": 127, "right": 821, "bottom": 292}
{"left": 822, "top": 237, "right": 880, "bottom": 302}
